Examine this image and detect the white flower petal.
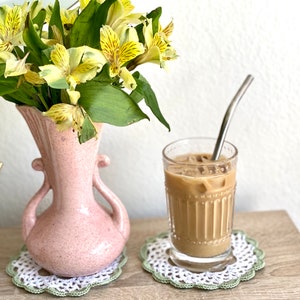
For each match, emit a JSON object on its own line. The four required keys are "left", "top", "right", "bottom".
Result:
{"left": 2, "top": 52, "right": 29, "bottom": 77}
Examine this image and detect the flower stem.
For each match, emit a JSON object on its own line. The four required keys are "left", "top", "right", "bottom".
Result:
{"left": 37, "top": 89, "right": 49, "bottom": 111}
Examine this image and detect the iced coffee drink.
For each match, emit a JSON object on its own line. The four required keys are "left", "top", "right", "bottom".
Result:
{"left": 163, "top": 138, "right": 238, "bottom": 272}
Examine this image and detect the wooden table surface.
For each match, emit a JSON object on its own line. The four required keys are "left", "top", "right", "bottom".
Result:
{"left": 0, "top": 210, "right": 299, "bottom": 299}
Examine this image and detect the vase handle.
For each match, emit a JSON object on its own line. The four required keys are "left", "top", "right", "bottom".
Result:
{"left": 93, "top": 154, "right": 130, "bottom": 241}
{"left": 22, "top": 158, "right": 50, "bottom": 241}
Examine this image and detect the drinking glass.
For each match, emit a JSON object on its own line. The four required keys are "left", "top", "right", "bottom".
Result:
{"left": 163, "top": 137, "right": 238, "bottom": 272}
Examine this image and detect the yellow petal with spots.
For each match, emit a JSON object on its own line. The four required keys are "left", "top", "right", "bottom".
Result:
{"left": 0, "top": 5, "right": 26, "bottom": 50}
{"left": 0, "top": 23, "right": 6, "bottom": 39}
{"left": 100, "top": 25, "right": 119, "bottom": 62}
{"left": 24, "top": 69, "right": 45, "bottom": 85}
{"left": 5, "top": 6, "right": 22, "bottom": 36}
{"left": 43, "top": 103, "right": 84, "bottom": 132}
{"left": 71, "top": 59, "right": 98, "bottom": 84}
{"left": 100, "top": 25, "right": 143, "bottom": 78}
{"left": 43, "top": 103, "right": 74, "bottom": 130}
{"left": 50, "top": 44, "right": 70, "bottom": 74}
{"left": 119, "top": 40, "right": 144, "bottom": 66}
{"left": 0, "top": 42, "right": 13, "bottom": 52}
{"left": 162, "top": 20, "right": 174, "bottom": 39}
{"left": 151, "top": 33, "right": 168, "bottom": 53}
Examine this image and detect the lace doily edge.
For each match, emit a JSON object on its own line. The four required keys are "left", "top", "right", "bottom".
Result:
{"left": 6, "top": 246, "right": 128, "bottom": 297}
{"left": 140, "top": 230, "right": 265, "bottom": 290}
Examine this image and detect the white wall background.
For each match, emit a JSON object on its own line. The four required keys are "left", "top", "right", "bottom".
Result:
{"left": 0, "top": 0, "right": 299, "bottom": 229}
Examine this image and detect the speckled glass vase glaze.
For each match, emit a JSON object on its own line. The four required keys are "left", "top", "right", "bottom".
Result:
{"left": 17, "top": 105, "right": 130, "bottom": 277}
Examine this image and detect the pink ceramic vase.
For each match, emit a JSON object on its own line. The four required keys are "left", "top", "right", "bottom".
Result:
{"left": 18, "top": 105, "right": 130, "bottom": 277}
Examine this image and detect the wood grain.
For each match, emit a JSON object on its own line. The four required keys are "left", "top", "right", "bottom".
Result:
{"left": 0, "top": 210, "right": 299, "bottom": 299}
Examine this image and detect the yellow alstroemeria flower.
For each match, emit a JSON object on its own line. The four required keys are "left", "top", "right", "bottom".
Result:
{"left": 42, "top": 7, "right": 78, "bottom": 45}
{"left": 24, "top": 68, "right": 45, "bottom": 85}
{"left": 79, "top": 0, "right": 141, "bottom": 33}
{"left": 111, "top": 0, "right": 134, "bottom": 17}
{"left": 106, "top": 0, "right": 140, "bottom": 30}
{"left": 79, "top": 0, "right": 92, "bottom": 10}
{"left": 79, "top": 0, "right": 108, "bottom": 10}
{"left": 0, "top": 51, "right": 29, "bottom": 77}
{"left": 43, "top": 102, "right": 97, "bottom": 142}
{"left": 100, "top": 25, "right": 144, "bottom": 89}
{"left": 60, "top": 8, "right": 78, "bottom": 34}
{"left": 129, "top": 19, "right": 177, "bottom": 70}
{"left": 43, "top": 103, "right": 86, "bottom": 133}
{"left": 39, "top": 44, "right": 106, "bottom": 103}
{"left": 0, "top": 4, "right": 27, "bottom": 52}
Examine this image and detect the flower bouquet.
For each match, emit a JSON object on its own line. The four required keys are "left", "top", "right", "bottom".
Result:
{"left": 0, "top": 0, "right": 177, "bottom": 143}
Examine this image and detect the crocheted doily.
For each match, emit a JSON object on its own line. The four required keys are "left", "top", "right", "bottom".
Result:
{"left": 6, "top": 246, "right": 127, "bottom": 297}
{"left": 140, "top": 230, "right": 265, "bottom": 290}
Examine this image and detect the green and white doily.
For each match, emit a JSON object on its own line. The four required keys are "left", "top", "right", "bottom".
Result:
{"left": 140, "top": 230, "right": 265, "bottom": 290}
{"left": 6, "top": 246, "right": 127, "bottom": 297}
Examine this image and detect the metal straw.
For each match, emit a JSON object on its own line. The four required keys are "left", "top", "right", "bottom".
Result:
{"left": 68, "top": 1, "right": 79, "bottom": 10}
{"left": 211, "top": 74, "right": 254, "bottom": 160}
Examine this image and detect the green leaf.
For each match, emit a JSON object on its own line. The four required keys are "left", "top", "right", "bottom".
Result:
{"left": 0, "top": 73, "right": 24, "bottom": 97}
{"left": 147, "top": 7, "right": 162, "bottom": 34}
{"left": 49, "top": 0, "right": 64, "bottom": 43}
{"left": 0, "top": 71, "right": 43, "bottom": 108}
{"left": 23, "top": 15, "right": 49, "bottom": 65}
{"left": 0, "top": 63, "right": 5, "bottom": 77}
{"left": 69, "top": 0, "right": 98, "bottom": 47}
{"left": 130, "top": 86, "right": 144, "bottom": 104}
{"left": 132, "top": 72, "right": 170, "bottom": 131}
{"left": 1, "top": 82, "right": 42, "bottom": 108}
{"left": 0, "top": 79, "right": 19, "bottom": 96}
{"left": 78, "top": 115, "right": 98, "bottom": 144}
{"left": 13, "top": 46, "right": 25, "bottom": 59}
{"left": 2, "top": 94, "right": 23, "bottom": 105}
{"left": 93, "top": 64, "right": 114, "bottom": 84}
{"left": 135, "top": 21, "right": 145, "bottom": 45}
{"left": 32, "top": 7, "right": 46, "bottom": 31}
{"left": 135, "top": 7, "right": 162, "bottom": 45}
{"left": 77, "top": 81, "right": 148, "bottom": 126}
{"left": 70, "top": 0, "right": 117, "bottom": 48}
{"left": 3, "top": 92, "right": 39, "bottom": 107}
{"left": 41, "top": 47, "right": 53, "bottom": 61}
{"left": 95, "top": 0, "right": 117, "bottom": 37}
